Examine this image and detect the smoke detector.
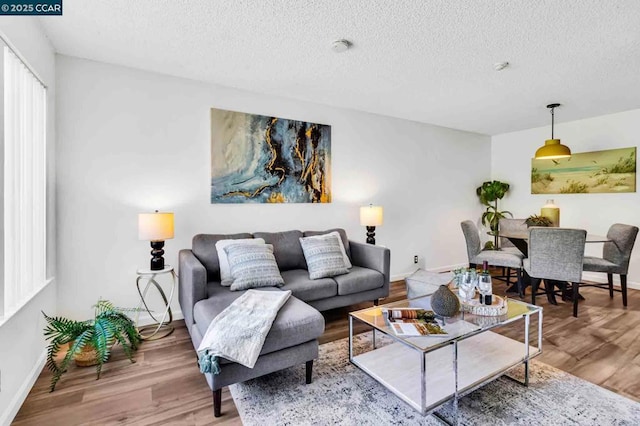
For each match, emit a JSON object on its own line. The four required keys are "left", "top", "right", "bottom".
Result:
{"left": 331, "top": 39, "right": 351, "bottom": 53}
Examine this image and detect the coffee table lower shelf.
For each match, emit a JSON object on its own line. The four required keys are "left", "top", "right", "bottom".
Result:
{"left": 351, "top": 331, "right": 540, "bottom": 414}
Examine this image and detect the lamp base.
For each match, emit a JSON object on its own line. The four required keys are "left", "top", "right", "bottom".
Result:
{"left": 366, "top": 226, "right": 376, "bottom": 245}
{"left": 150, "top": 240, "right": 165, "bottom": 270}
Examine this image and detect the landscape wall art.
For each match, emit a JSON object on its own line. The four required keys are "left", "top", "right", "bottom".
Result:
{"left": 531, "top": 147, "right": 636, "bottom": 194}
{"left": 210, "top": 108, "right": 331, "bottom": 203}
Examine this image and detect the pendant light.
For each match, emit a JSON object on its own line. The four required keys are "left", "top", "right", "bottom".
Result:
{"left": 535, "top": 103, "right": 571, "bottom": 159}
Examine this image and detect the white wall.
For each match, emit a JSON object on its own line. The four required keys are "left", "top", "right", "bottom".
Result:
{"left": 0, "top": 18, "right": 56, "bottom": 425}
{"left": 492, "top": 109, "right": 640, "bottom": 286}
{"left": 56, "top": 55, "right": 490, "bottom": 319}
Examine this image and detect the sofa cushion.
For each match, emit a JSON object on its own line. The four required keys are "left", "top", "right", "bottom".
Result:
{"left": 193, "top": 285, "right": 324, "bottom": 361}
{"left": 280, "top": 269, "right": 338, "bottom": 301}
{"left": 299, "top": 235, "right": 349, "bottom": 279}
{"left": 193, "top": 233, "right": 253, "bottom": 280}
{"left": 204, "top": 280, "right": 247, "bottom": 310}
{"left": 303, "top": 228, "right": 351, "bottom": 260}
{"left": 225, "top": 243, "right": 285, "bottom": 291}
{"left": 334, "top": 266, "right": 384, "bottom": 296}
{"left": 254, "top": 230, "right": 306, "bottom": 271}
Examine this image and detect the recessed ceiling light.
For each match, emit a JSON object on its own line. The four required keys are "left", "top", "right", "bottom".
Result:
{"left": 331, "top": 39, "right": 351, "bottom": 53}
{"left": 494, "top": 62, "right": 509, "bottom": 71}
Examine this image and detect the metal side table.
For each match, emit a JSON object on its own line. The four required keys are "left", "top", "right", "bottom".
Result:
{"left": 135, "top": 265, "right": 176, "bottom": 340}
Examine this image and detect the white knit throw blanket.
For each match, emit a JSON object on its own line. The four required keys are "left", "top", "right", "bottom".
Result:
{"left": 197, "top": 289, "right": 291, "bottom": 374}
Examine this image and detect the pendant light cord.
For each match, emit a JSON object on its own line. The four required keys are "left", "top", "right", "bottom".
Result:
{"left": 550, "top": 106, "right": 555, "bottom": 139}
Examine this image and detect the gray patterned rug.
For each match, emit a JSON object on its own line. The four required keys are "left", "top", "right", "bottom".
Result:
{"left": 230, "top": 332, "right": 640, "bottom": 425}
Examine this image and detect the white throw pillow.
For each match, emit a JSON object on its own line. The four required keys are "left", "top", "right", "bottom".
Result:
{"left": 304, "top": 231, "right": 352, "bottom": 269}
{"left": 215, "top": 238, "right": 265, "bottom": 286}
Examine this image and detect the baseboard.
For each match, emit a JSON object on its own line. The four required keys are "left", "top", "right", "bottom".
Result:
{"left": 392, "top": 268, "right": 640, "bottom": 290}
{"left": 134, "top": 309, "right": 184, "bottom": 327}
{"left": 1, "top": 350, "right": 46, "bottom": 426}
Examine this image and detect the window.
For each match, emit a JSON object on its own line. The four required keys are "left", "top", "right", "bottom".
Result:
{"left": 1, "top": 46, "right": 47, "bottom": 317}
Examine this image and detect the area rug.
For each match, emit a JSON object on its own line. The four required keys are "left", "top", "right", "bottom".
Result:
{"left": 229, "top": 332, "right": 640, "bottom": 425}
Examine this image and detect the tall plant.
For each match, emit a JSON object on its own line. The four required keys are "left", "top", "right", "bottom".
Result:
{"left": 476, "top": 180, "right": 512, "bottom": 249}
{"left": 43, "top": 299, "right": 141, "bottom": 391}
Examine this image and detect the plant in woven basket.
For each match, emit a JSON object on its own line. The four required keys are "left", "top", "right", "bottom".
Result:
{"left": 525, "top": 214, "right": 553, "bottom": 227}
{"left": 43, "top": 299, "right": 141, "bottom": 392}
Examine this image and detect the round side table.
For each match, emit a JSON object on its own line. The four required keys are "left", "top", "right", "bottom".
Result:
{"left": 135, "top": 265, "right": 176, "bottom": 340}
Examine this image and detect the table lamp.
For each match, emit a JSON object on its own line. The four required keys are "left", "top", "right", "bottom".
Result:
{"left": 139, "top": 211, "right": 174, "bottom": 270}
{"left": 360, "top": 204, "right": 383, "bottom": 245}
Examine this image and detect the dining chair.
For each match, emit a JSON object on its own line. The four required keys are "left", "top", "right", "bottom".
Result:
{"left": 498, "top": 218, "right": 528, "bottom": 289}
{"left": 523, "top": 227, "right": 586, "bottom": 317}
{"left": 582, "top": 223, "right": 638, "bottom": 307}
{"left": 498, "top": 218, "right": 528, "bottom": 252}
{"left": 460, "top": 220, "right": 523, "bottom": 293}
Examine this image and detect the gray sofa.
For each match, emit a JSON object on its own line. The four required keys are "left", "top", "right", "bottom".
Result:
{"left": 178, "top": 228, "right": 391, "bottom": 417}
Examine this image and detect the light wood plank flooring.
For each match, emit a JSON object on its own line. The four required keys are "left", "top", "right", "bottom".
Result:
{"left": 13, "top": 274, "right": 640, "bottom": 425}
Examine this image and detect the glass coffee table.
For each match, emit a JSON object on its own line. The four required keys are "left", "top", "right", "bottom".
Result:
{"left": 348, "top": 295, "right": 542, "bottom": 425}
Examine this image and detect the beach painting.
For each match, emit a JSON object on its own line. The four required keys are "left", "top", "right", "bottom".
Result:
{"left": 210, "top": 108, "right": 331, "bottom": 203}
{"left": 531, "top": 147, "right": 636, "bottom": 194}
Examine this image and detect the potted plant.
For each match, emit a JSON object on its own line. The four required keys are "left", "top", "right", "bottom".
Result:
{"left": 43, "top": 299, "right": 142, "bottom": 391}
{"left": 525, "top": 214, "right": 553, "bottom": 227}
{"left": 476, "top": 180, "right": 512, "bottom": 249}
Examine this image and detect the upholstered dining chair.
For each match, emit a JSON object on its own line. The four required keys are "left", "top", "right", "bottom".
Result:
{"left": 460, "top": 220, "right": 523, "bottom": 293}
{"left": 582, "top": 223, "right": 638, "bottom": 307}
{"left": 498, "top": 218, "right": 528, "bottom": 289}
{"left": 523, "top": 227, "right": 586, "bottom": 317}
{"left": 499, "top": 218, "right": 528, "bottom": 253}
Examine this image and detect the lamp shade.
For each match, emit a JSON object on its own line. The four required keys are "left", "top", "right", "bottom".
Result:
{"left": 535, "top": 139, "right": 571, "bottom": 159}
{"left": 535, "top": 104, "right": 571, "bottom": 160}
{"left": 360, "top": 205, "right": 383, "bottom": 226}
{"left": 138, "top": 212, "right": 174, "bottom": 241}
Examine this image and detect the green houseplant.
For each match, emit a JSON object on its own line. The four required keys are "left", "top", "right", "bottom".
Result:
{"left": 476, "top": 180, "right": 512, "bottom": 249}
{"left": 43, "top": 299, "right": 141, "bottom": 391}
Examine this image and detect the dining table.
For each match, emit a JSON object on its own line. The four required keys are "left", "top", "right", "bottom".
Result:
{"left": 498, "top": 230, "right": 611, "bottom": 304}
{"left": 499, "top": 230, "right": 610, "bottom": 257}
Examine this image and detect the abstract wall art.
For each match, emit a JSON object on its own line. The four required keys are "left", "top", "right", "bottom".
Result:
{"left": 210, "top": 108, "right": 331, "bottom": 203}
{"left": 531, "top": 147, "right": 636, "bottom": 194}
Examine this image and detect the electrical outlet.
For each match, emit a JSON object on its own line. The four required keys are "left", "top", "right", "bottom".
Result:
{"left": 414, "top": 255, "right": 419, "bottom": 264}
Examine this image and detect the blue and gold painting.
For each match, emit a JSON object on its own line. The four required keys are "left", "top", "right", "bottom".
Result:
{"left": 211, "top": 108, "right": 331, "bottom": 203}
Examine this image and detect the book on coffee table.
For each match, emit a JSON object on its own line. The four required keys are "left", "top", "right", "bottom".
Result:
{"left": 382, "top": 308, "right": 447, "bottom": 336}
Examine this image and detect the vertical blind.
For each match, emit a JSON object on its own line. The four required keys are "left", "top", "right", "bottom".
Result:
{"left": 2, "top": 46, "right": 47, "bottom": 316}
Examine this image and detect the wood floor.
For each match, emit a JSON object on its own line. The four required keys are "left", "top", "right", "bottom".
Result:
{"left": 13, "top": 273, "right": 640, "bottom": 425}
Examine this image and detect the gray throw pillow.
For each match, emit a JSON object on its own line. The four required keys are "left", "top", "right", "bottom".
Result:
{"left": 224, "top": 243, "right": 285, "bottom": 291}
{"left": 299, "top": 235, "right": 349, "bottom": 280}
{"left": 302, "top": 231, "right": 352, "bottom": 269}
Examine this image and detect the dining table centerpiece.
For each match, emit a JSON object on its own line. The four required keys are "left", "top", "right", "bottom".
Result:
{"left": 525, "top": 214, "right": 553, "bottom": 227}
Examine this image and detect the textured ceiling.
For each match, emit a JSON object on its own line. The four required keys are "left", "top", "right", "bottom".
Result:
{"left": 39, "top": 0, "right": 640, "bottom": 135}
